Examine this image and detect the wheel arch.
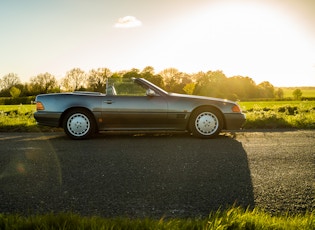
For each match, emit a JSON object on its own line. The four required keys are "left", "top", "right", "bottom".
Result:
{"left": 187, "top": 105, "right": 226, "bottom": 130}
{"left": 59, "top": 107, "right": 98, "bottom": 130}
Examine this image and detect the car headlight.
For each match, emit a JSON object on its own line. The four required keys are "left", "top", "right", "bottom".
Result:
{"left": 231, "top": 105, "right": 241, "bottom": 113}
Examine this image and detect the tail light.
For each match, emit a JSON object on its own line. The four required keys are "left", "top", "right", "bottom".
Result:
{"left": 36, "top": 101, "right": 45, "bottom": 111}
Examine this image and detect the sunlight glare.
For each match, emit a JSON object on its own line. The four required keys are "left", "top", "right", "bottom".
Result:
{"left": 153, "top": 1, "right": 314, "bottom": 86}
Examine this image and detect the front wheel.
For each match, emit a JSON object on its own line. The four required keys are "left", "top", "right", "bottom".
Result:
{"left": 189, "top": 108, "right": 223, "bottom": 138}
{"left": 63, "top": 109, "right": 95, "bottom": 140}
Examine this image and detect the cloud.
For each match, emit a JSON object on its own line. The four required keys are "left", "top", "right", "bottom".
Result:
{"left": 114, "top": 16, "right": 142, "bottom": 28}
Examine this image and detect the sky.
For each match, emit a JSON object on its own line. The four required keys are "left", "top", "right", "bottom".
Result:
{"left": 0, "top": 0, "right": 314, "bottom": 87}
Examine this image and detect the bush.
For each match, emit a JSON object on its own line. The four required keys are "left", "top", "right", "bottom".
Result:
{"left": 277, "top": 106, "right": 298, "bottom": 115}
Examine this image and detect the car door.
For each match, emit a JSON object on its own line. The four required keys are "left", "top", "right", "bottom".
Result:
{"left": 100, "top": 94, "right": 168, "bottom": 129}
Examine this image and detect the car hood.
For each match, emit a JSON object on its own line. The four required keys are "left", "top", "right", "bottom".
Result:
{"left": 168, "top": 93, "right": 235, "bottom": 104}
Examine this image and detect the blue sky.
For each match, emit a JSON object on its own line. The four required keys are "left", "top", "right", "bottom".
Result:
{"left": 1, "top": 0, "right": 314, "bottom": 86}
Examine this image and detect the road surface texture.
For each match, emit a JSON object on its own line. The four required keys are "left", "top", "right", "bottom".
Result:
{"left": 0, "top": 130, "right": 314, "bottom": 218}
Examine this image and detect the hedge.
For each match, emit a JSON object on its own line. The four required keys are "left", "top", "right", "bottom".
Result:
{"left": 0, "top": 96, "right": 36, "bottom": 105}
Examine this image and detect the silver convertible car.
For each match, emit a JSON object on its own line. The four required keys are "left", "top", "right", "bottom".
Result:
{"left": 34, "top": 78, "right": 245, "bottom": 139}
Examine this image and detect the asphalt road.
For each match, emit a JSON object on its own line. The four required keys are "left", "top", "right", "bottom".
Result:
{"left": 0, "top": 130, "right": 314, "bottom": 218}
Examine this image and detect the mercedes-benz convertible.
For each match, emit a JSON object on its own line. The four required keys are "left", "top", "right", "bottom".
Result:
{"left": 34, "top": 78, "right": 245, "bottom": 139}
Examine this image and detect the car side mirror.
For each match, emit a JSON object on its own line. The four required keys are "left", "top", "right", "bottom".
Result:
{"left": 146, "top": 89, "right": 156, "bottom": 96}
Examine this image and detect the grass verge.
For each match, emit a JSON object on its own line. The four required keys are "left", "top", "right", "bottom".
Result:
{"left": 0, "top": 207, "right": 314, "bottom": 230}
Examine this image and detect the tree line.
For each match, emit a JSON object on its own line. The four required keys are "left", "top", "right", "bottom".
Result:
{"left": 0, "top": 66, "right": 289, "bottom": 100}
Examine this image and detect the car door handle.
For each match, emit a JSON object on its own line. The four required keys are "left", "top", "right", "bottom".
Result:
{"left": 104, "top": 100, "right": 113, "bottom": 104}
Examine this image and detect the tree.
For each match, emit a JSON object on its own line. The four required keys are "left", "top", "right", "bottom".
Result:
{"left": 225, "top": 76, "right": 258, "bottom": 100}
{"left": 275, "top": 88, "right": 284, "bottom": 99}
{"left": 141, "top": 66, "right": 155, "bottom": 75}
{"left": 87, "top": 68, "right": 112, "bottom": 92}
{"left": 258, "top": 81, "right": 275, "bottom": 98}
{"left": 183, "top": 82, "right": 195, "bottom": 95}
{"left": 10, "top": 86, "right": 21, "bottom": 98}
{"left": 0, "top": 73, "right": 21, "bottom": 91}
{"left": 292, "top": 89, "right": 302, "bottom": 100}
{"left": 159, "top": 68, "right": 179, "bottom": 80}
{"left": 159, "top": 68, "right": 188, "bottom": 92}
{"left": 30, "top": 72, "right": 58, "bottom": 94}
{"left": 123, "top": 68, "right": 141, "bottom": 79}
{"left": 193, "top": 70, "right": 228, "bottom": 98}
{"left": 62, "top": 68, "right": 87, "bottom": 91}
{"left": 140, "top": 66, "right": 165, "bottom": 88}
{"left": 15, "top": 83, "right": 30, "bottom": 97}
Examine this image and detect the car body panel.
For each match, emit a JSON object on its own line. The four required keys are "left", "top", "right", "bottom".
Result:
{"left": 34, "top": 78, "right": 246, "bottom": 136}
{"left": 100, "top": 95, "right": 168, "bottom": 129}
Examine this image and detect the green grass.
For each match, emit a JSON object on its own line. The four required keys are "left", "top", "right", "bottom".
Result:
{"left": 0, "top": 207, "right": 313, "bottom": 229}
{"left": 0, "top": 105, "right": 37, "bottom": 131}
{"left": 0, "top": 105, "right": 61, "bottom": 132}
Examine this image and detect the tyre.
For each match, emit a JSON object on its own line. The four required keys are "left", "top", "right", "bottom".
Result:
{"left": 63, "top": 109, "right": 96, "bottom": 140}
{"left": 189, "top": 107, "right": 223, "bottom": 138}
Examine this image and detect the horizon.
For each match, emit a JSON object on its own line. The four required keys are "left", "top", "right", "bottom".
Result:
{"left": 6, "top": 66, "right": 315, "bottom": 88}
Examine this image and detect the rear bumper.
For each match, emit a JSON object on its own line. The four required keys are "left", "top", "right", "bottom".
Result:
{"left": 34, "top": 112, "right": 62, "bottom": 127}
{"left": 224, "top": 113, "right": 246, "bottom": 130}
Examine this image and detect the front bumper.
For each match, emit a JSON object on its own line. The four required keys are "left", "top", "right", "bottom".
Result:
{"left": 224, "top": 113, "right": 246, "bottom": 130}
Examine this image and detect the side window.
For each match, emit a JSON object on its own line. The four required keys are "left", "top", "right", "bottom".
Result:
{"left": 115, "top": 82, "right": 147, "bottom": 96}
{"left": 106, "top": 78, "right": 147, "bottom": 96}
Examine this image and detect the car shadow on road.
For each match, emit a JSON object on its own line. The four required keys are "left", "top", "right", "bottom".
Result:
{"left": 0, "top": 132, "right": 254, "bottom": 218}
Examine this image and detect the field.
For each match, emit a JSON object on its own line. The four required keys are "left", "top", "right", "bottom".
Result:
{"left": 0, "top": 101, "right": 315, "bottom": 131}
{"left": 279, "top": 87, "right": 315, "bottom": 98}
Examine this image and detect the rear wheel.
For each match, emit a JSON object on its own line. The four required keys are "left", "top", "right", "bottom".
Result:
{"left": 189, "top": 107, "right": 223, "bottom": 138}
{"left": 63, "top": 109, "right": 95, "bottom": 139}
